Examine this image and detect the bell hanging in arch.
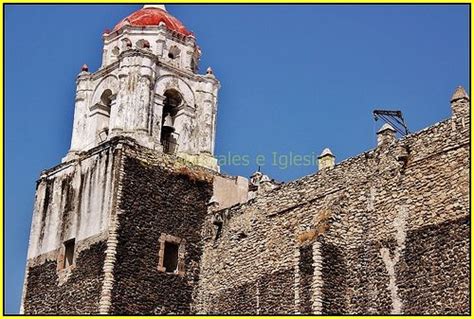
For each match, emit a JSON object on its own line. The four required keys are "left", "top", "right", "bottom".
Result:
{"left": 162, "top": 114, "right": 175, "bottom": 133}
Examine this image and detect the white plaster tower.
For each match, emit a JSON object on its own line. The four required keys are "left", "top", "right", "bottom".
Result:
{"left": 65, "top": 5, "right": 220, "bottom": 170}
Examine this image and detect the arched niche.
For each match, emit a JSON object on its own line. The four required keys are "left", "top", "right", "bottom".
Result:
{"left": 91, "top": 75, "right": 119, "bottom": 108}
{"left": 90, "top": 75, "right": 119, "bottom": 144}
{"left": 121, "top": 38, "right": 132, "bottom": 50}
{"left": 154, "top": 75, "right": 195, "bottom": 109}
{"left": 136, "top": 39, "right": 151, "bottom": 50}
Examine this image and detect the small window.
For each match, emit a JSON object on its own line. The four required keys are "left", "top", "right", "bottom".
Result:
{"left": 97, "top": 128, "right": 109, "bottom": 143}
{"left": 63, "top": 239, "right": 75, "bottom": 268}
{"left": 163, "top": 242, "right": 179, "bottom": 273}
{"left": 112, "top": 46, "right": 120, "bottom": 56}
{"left": 168, "top": 46, "right": 180, "bottom": 60}
{"left": 157, "top": 234, "right": 185, "bottom": 275}
{"left": 136, "top": 39, "right": 150, "bottom": 49}
{"left": 122, "top": 38, "right": 132, "bottom": 50}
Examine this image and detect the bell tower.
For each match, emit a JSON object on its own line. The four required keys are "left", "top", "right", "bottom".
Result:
{"left": 22, "top": 6, "right": 255, "bottom": 315}
{"left": 65, "top": 5, "right": 220, "bottom": 170}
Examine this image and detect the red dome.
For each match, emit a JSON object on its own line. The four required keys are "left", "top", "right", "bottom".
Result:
{"left": 112, "top": 7, "right": 192, "bottom": 36}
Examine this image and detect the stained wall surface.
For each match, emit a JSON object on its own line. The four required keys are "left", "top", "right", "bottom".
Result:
{"left": 22, "top": 143, "right": 122, "bottom": 314}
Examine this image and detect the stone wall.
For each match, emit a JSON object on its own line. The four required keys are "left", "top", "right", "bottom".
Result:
{"left": 23, "top": 240, "right": 106, "bottom": 314}
{"left": 195, "top": 102, "right": 470, "bottom": 315}
{"left": 109, "top": 146, "right": 214, "bottom": 314}
{"left": 398, "top": 215, "right": 469, "bottom": 314}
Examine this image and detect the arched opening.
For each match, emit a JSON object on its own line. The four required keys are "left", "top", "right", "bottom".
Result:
{"left": 160, "top": 89, "right": 182, "bottom": 154}
{"left": 164, "top": 89, "right": 182, "bottom": 112}
{"left": 190, "top": 57, "right": 197, "bottom": 72}
{"left": 168, "top": 46, "right": 180, "bottom": 60}
{"left": 100, "top": 89, "right": 113, "bottom": 108}
{"left": 121, "top": 38, "right": 132, "bottom": 50}
{"left": 96, "top": 89, "right": 113, "bottom": 143}
{"left": 191, "top": 50, "right": 199, "bottom": 72}
{"left": 112, "top": 46, "right": 120, "bottom": 56}
{"left": 136, "top": 39, "right": 150, "bottom": 50}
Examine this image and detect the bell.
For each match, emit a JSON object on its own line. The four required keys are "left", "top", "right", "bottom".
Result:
{"left": 162, "top": 114, "right": 175, "bottom": 132}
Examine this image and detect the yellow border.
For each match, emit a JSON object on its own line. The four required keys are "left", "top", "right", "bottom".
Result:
{"left": 1, "top": 1, "right": 472, "bottom": 318}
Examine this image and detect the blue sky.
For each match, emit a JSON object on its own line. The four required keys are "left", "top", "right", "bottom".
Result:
{"left": 5, "top": 4, "right": 469, "bottom": 313}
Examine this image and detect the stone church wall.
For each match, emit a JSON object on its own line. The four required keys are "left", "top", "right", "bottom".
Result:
{"left": 20, "top": 4, "right": 469, "bottom": 314}
{"left": 22, "top": 137, "right": 253, "bottom": 315}
{"left": 109, "top": 145, "right": 215, "bottom": 315}
{"left": 22, "top": 103, "right": 469, "bottom": 315}
{"left": 195, "top": 107, "right": 469, "bottom": 315}
{"left": 23, "top": 241, "right": 107, "bottom": 314}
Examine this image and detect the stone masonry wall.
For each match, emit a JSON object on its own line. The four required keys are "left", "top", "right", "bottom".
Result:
{"left": 109, "top": 145, "right": 214, "bottom": 315}
{"left": 195, "top": 104, "right": 469, "bottom": 315}
{"left": 23, "top": 240, "right": 107, "bottom": 314}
